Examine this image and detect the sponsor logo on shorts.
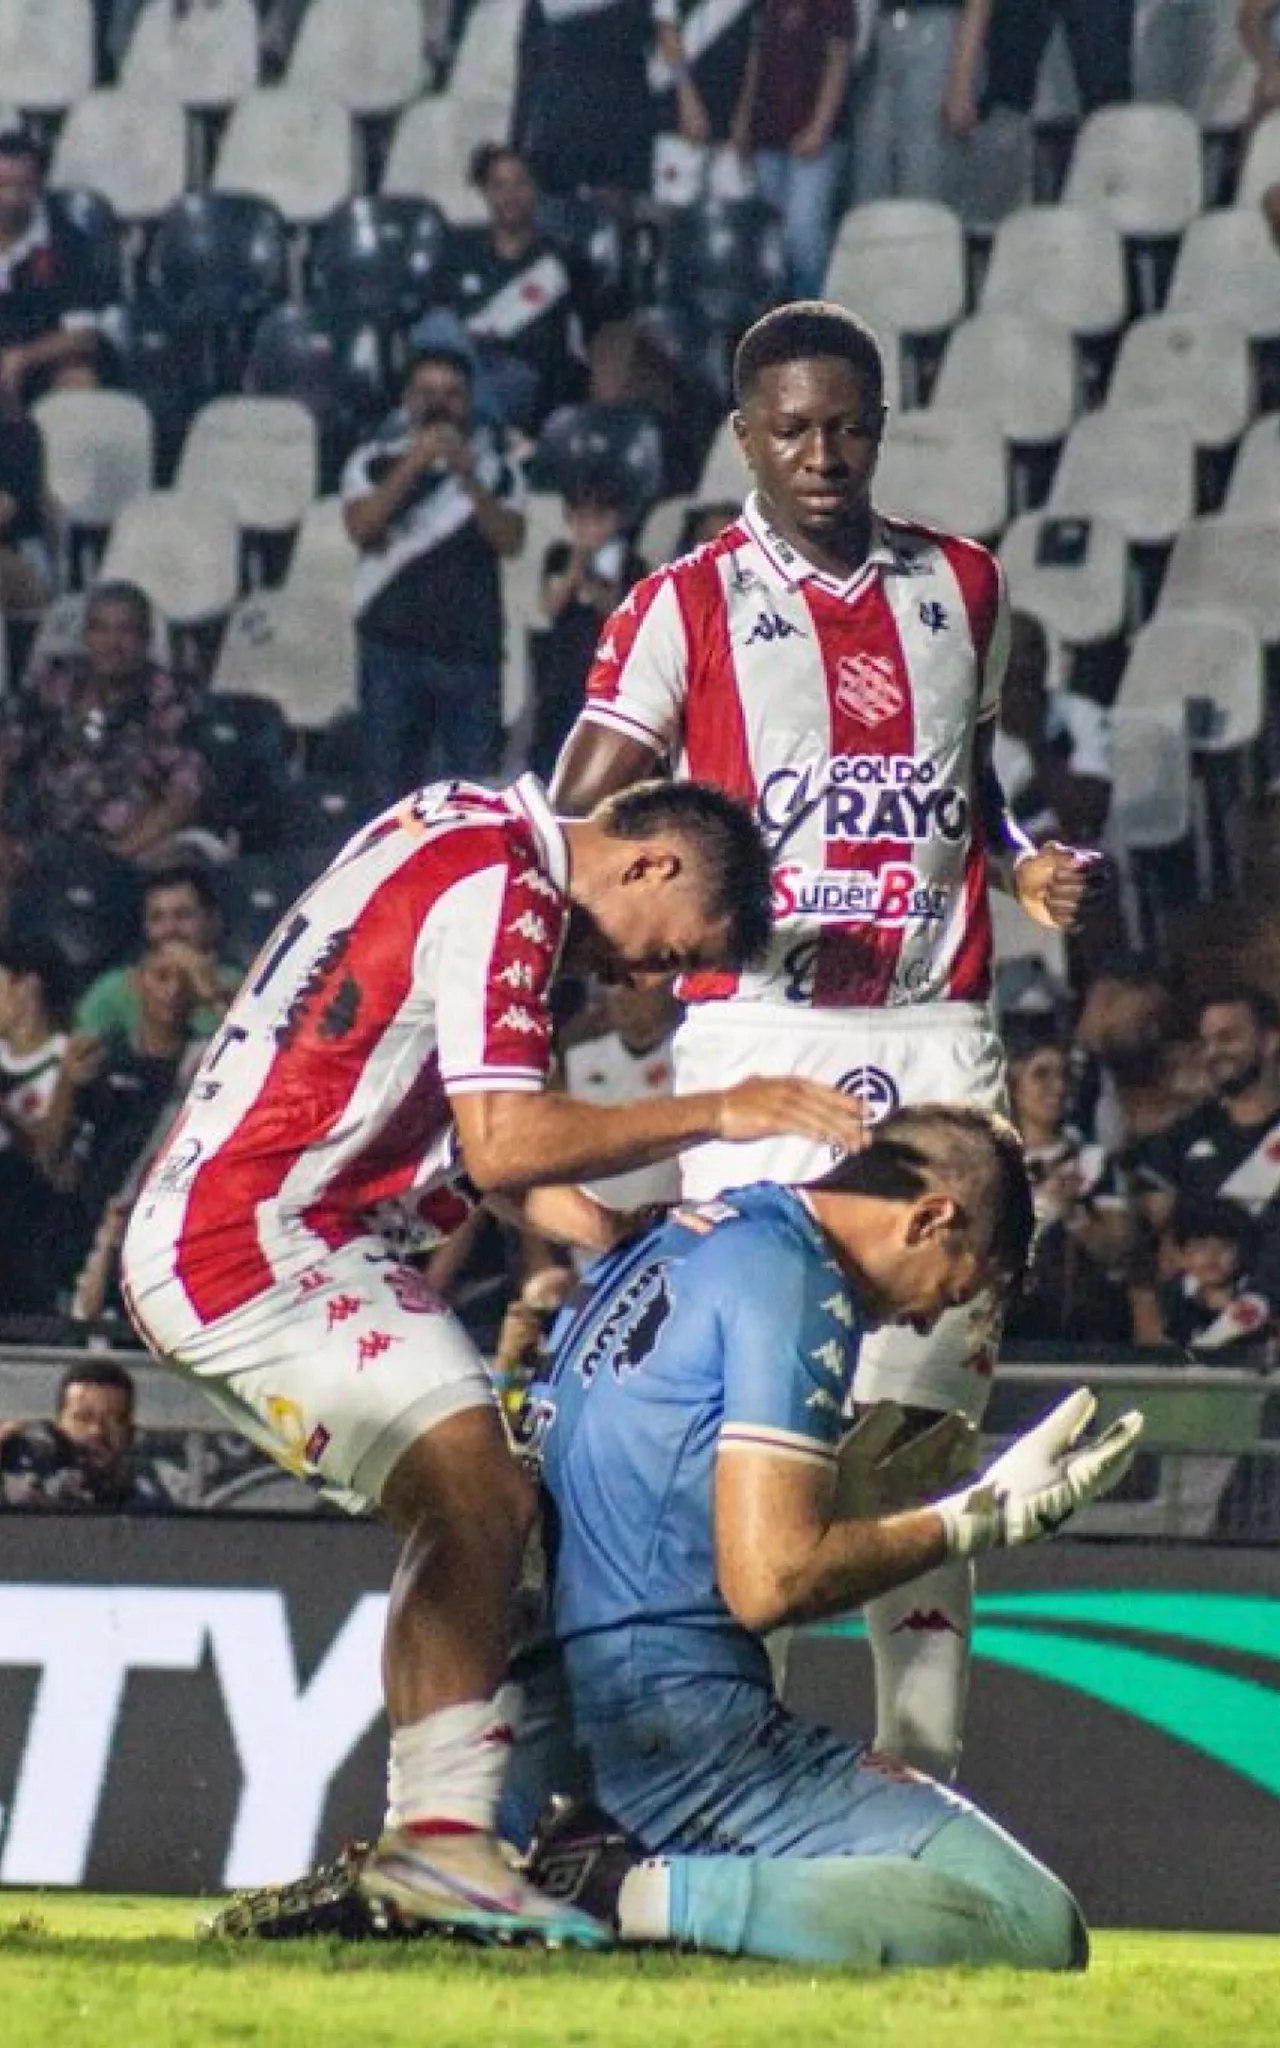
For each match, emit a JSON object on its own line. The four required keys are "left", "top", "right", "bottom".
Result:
{"left": 836, "top": 1065, "right": 900, "bottom": 1124}
{"left": 772, "top": 861, "right": 949, "bottom": 928}
{"left": 304, "top": 1424, "right": 331, "bottom": 1465}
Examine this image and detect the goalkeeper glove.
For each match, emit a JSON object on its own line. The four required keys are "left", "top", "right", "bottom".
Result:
{"left": 935, "top": 1388, "right": 1143, "bottom": 1558}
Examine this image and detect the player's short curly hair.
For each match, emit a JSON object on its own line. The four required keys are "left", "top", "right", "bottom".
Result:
{"left": 597, "top": 780, "right": 773, "bottom": 971}
{"left": 733, "top": 302, "right": 884, "bottom": 410}
{"left": 811, "top": 1103, "right": 1037, "bottom": 1296}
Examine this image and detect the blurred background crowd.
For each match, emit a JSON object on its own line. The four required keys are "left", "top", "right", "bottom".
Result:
{"left": 0, "top": 0, "right": 1278, "bottom": 1519}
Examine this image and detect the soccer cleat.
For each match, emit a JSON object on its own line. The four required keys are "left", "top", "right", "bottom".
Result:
{"left": 357, "top": 1825, "right": 614, "bottom": 1948}
{"left": 521, "top": 1795, "right": 648, "bottom": 1933}
{"left": 199, "top": 1840, "right": 393, "bottom": 1941}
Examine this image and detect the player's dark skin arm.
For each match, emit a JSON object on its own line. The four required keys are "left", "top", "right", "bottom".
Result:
{"left": 975, "top": 721, "right": 1108, "bottom": 932}
{"left": 551, "top": 725, "right": 665, "bottom": 817}
{"left": 715, "top": 1448, "right": 949, "bottom": 1633}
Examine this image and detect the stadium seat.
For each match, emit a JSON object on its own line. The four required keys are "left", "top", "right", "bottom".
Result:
{"left": 1106, "top": 707, "right": 1196, "bottom": 950}
{"left": 120, "top": 0, "right": 258, "bottom": 110}
{"left": 662, "top": 196, "right": 787, "bottom": 333}
{"left": 932, "top": 311, "right": 1075, "bottom": 449}
{"left": 284, "top": 493, "right": 357, "bottom": 598}
{"left": 47, "top": 187, "right": 126, "bottom": 307}
{"left": 999, "top": 510, "right": 1128, "bottom": 647}
{"left": 1167, "top": 211, "right": 1280, "bottom": 343}
{"left": 823, "top": 200, "right": 965, "bottom": 401}
{"left": 245, "top": 302, "right": 387, "bottom": 448}
{"left": 211, "top": 588, "right": 356, "bottom": 730}
{"left": 1224, "top": 414, "right": 1280, "bottom": 517}
{"left": 145, "top": 193, "right": 291, "bottom": 400}
{"left": 529, "top": 404, "right": 666, "bottom": 520}
{"left": 980, "top": 206, "right": 1128, "bottom": 354}
{"left": 1048, "top": 409, "right": 1197, "bottom": 549}
{"left": 98, "top": 490, "right": 241, "bottom": 629}
{"left": 449, "top": 0, "right": 522, "bottom": 105}
{"left": 220, "top": 846, "right": 330, "bottom": 956}
{"left": 1106, "top": 313, "right": 1252, "bottom": 455}
{"left": 695, "top": 418, "right": 749, "bottom": 502}
{"left": 639, "top": 493, "right": 693, "bottom": 570}
{"left": 874, "top": 407, "right": 1007, "bottom": 542}
{"left": 277, "top": 768, "right": 361, "bottom": 860}
{"left": 50, "top": 89, "right": 186, "bottom": 225}
{"left": 214, "top": 88, "right": 355, "bottom": 228}
{"left": 8, "top": 839, "right": 140, "bottom": 987}
{"left": 382, "top": 93, "right": 509, "bottom": 224}
{"left": 1062, "top": 103, "right": 1203, "bottom": 239}
{"left": 500, "top": 490, "right": 568, "bottom": 730}
{"left": 33, "top": 388, "right": 155, "bottom": 567}
{"left": 1156, "top": 517, "right": 1280, "bottom": 648}
{"left": 192, "top": 692, "right": 296, "bottom": 854}
{"left": 0, "top": 0, "right": 93, "bottom": 114}
{"left": 310, "top": 195, "right": 448, "bottom": 329}
{"left": 1116, "top": 609, "right": 1263, "bottom": 754}
{"left": 176, "top": 397, "right": 318, "bottom": 538}
{"left": 287, "top": 0, "right": 426, "bottom": 115}
{"left": 1238, "top": 109, "right": 1280, "bottom": 210}
{"left": 989, "top": 887, "right": 1069, "bottom": 1019}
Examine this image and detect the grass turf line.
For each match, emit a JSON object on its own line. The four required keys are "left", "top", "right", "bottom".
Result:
{"left": 0, "top": 1897, "right": 1278, "bottom": 2048}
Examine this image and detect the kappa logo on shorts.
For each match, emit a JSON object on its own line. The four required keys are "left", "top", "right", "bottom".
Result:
{"left": 836, "top": 1065, "right": 900, "bottom": 1125}
{"left": 356, "top": 1329, "right": 400, "bottom": 1370}
{"left": 326, "top": 1294, "right": 367, "bottom": 1330}
{"left": 833, "top": 652, "right": 905, "bottom": 727}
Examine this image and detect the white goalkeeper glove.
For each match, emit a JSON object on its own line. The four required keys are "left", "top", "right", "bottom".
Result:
{"left": 935, "top": 1388, "right": 1144, "bottom": 1558}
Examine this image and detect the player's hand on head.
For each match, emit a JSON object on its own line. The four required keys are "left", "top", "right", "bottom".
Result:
{"left": 1013, "top": 842, "right": 1110, "bottom": 931}
{"left": 715, "top": 1075, "right": 868, "bottom": 1152}
{"left": 935, "top": 1388, "right": 1144, "bottom": 1556}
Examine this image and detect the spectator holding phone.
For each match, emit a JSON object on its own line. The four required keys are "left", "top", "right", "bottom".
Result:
{"left": 530, "top": 488, "right": 642, "bottom": 778}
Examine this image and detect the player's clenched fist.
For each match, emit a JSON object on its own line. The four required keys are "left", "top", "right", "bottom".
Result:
{"left": 715, "top": 1076, "right": 868, "bottom": 1152}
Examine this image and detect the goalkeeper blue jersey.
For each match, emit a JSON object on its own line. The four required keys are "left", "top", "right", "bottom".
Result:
{"left": 532, "top": 1183, "right": 865, "bottom": 1699}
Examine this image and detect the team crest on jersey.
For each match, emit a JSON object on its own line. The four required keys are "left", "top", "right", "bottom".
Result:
{"left": 834, "top": 652, "right": 905, "bottom": 727}
{"left": 836, "top": 1064, "right": 900, "bottom": 1124}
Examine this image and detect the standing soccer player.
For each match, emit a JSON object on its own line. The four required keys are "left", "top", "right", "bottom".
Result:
{"left": 552, "top": 301, "right": 1104, "bottom": 1779}
{"left": 121, "top": 772, "right": 865, "bottom": 1943}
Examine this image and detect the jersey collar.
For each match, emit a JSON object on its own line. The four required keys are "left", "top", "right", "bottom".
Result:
{"left": 510, "top": 771, "right": 570, "bottom": 898}
{"left": 741, "top": 493, "right": 899, "bottom": 603}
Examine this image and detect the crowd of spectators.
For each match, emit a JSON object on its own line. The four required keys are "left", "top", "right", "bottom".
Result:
{"left": 0, "top": 0, "right": 1274, "bottom": 1523}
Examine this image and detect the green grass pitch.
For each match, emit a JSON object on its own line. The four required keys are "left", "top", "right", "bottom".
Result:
{"left": 0, "top": 1895, "right": 1277, "bottom": 2048}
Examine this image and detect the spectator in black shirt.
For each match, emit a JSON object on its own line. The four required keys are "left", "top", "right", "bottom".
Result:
{"left": 1134, "top": 985, "right": 1280, "bottom": 1263}
{"left": 530, "top": 487, "right": 642, "bottom": 777}
{"left": 1157, "top": 1198, "right": 1277, "bottom": 1368}
{"left": 0, "top": 1359, "right": 173, "bottom": 1510}
{"left": 514, "top": 0, "right": 656, "bottom": 200}
{"left": 342, "top": 348, "right": 525, "bottom": 811}
{"left": 0, "top": 408, "right": 52, "bottom": 618}
{"left": 0, "top": 131, "right": 107, "bottom": 406}
{"left": 427, "top": 145, "right": 590, "bottom": 435}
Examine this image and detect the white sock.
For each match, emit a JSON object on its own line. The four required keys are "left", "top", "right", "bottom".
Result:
{"left": 616, "top": 1859, "right": 672, "bottom": 1943}
{"left": 385, "top": 1696, "right": 513, "bottom": 1833}
{"left": 865, "top": 1556, "right": 974, "bottom": 1782}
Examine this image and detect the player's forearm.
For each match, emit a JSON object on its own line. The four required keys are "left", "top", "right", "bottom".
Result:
{"left": 752, "top": 1510, "right": 948, "bottom": 1631}
{"left": 453, "top": 1087, "right": 729, "bottom": 1193}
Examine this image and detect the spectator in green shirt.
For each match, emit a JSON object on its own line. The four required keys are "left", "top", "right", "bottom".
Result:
{"left": 75, "top": 862, "right": 237, "bottom": 1051}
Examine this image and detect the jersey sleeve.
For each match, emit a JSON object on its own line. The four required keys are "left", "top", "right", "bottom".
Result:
{"left": 977, "top": 555, "right": 1011, "bottom": 725}
{"left": 706, "top": 1219, "right": 860, "bottom": 1469}
{"left": 580, "top": 566, "right": 690, "bottom": 758}
{"left": 432, "top": 856, "right": 566, "bottom": 1096}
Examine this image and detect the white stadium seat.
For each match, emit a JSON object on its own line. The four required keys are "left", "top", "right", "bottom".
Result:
{"left": 1048, "top": 409, "right": 1197, "bottom": 549}
{"left": 449, "top": 0, "right": 522, "bottom": 106}
{"left": 980, "top": 206, "right": 1127, "bottom": 345}
{"left": 1116, "top": 609, "right": 1263, "bottom": 755}
{"left": 176, "top": 397, "right": 318, "bottom": 536}
{"left": 696, "top": 419, "right": 748, "bottom": 503}
{"left": 1062, "top": 104, "right": 1203, "bottom": 240}
{"left": 33, "top": 388, "right": 154, "bottom": 532}
{"left": 121, "top": 0, "right": 258, "bottom": 110}
{"left": 382, "top": 94, "right": 510, "bottom": 223}
{"left": 874, "top": 407, "right": 1007, "bottom": 542}
{"left": 99, "top": 490, "right": 240, "bottom": 628}
{"left": 501, "top": 491, "right": 567, "bottom": 730}
{"left": 639, "top": 494, "right": 693, "bottom": 571}
{"left": 284, "top": 494, "right": 358, "bottom": 599}
{"left": 1224, "top": 414, "right": 1280, "bottom": 518}
{"left": 1157, "top": 518, "right": 1280, "bottom": 646}
{"left": 999, "top": 510, "right": 1128, "bottom": 647}
{"left": 932, "top": 311, "right": 1076, "bottom": 448}
{"left": 213, "top": 589, "right": 357, "bottom": 729}
{"left": 0, "top": 0, "right": 93, "bottom": 113}
{"left": 823, "top": 200, "right": 964, "bottom": 403}
{"left": 215, "top": 88, "right": 355, "bottom": 227}
{"left": 287, "top": 0, "right": 426, "bottom": 116}
{"left": 1107, "top": 314, "right": 1252, "bottom": 454}
{"left": 1168, "top": 210, "right": 1280, "bottom": 342}
{"left": 50, "top": 89, "right": 186, "bottom": 223}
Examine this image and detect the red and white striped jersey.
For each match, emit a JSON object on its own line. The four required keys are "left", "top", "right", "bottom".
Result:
{"left": 124, "top": 776, "right": 568, "bottom": 1325}
{"left": 583, "top": 495, "right": 1008, "bottom": 1009}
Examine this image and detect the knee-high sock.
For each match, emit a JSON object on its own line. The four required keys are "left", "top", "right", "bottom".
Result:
{"left": 863, "top": 1555, "right": 974, "bottom": 1781}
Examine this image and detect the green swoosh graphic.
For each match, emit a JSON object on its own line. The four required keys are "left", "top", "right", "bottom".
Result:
{"left": 812, "top": 1593, "right": 1280, "bottom": 1793}
{"left": 972, "top": 1626, "right": 1280, "bottom": 1797}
